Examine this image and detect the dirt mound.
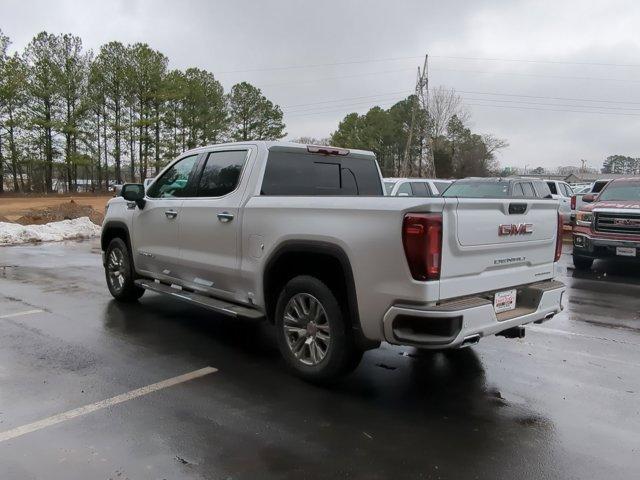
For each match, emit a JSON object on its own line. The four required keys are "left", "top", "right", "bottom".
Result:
{"left": 15, "top": 200, "right": 104, "bottom": 226}
{"left": 0, "top": 215, "right": 13, "bottom": 223}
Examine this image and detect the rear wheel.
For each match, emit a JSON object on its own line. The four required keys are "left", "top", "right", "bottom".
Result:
{"left": 275, "top": 275, "right": 362, "bottom": 382}
{"left": 573, "top": 255, "right": 594, "bottom": 271}
{"left": 105, "top": 237, "right": 144, "bottom": 302}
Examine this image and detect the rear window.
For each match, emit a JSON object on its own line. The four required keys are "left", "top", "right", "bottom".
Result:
{"left": 442, "top": 181, "right": 510, "bottom": 198}
{"left": 546, "top": 181, "right": 558, "bottom": 195}
{"left": 384, "top": 181, "right": 396, "bottom": 195}
{"left": 598, "top": 181, "right": 640, "bottom": 201}
{"left": 592, "top": 180, "right": 609, "bottom": 193}
{"left": 261, "top": 151, "right": 383, "bottom": 196}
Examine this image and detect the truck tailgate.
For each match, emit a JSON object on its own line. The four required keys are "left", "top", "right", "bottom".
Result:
{"left": 439, "top": 198, "right": 559, "bottom": 299}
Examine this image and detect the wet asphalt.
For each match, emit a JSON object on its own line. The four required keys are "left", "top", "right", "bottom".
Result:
{"left": 0, "top": 240, "right": 638, "bottom": 480}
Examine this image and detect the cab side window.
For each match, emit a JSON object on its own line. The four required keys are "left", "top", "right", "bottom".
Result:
{"left": 546, "top": 182, "right": 558, "bottom": 195}
{"left": 147, "top": 154, "right": 199, "bottom": 198}
{"left": 521, "top": 182, "right": 535, "bottom": 197}
{"left": 197, "top": 150, "right": 248, "bottom": 197}
{"left": 410, "top": 182, "right": 431, "bottom": 197}
{"left": 396, "top": 183, "right": 413, "bottom": 196}
{"left": 512, "top": 183, "right": 525, "bottom": 197}
{"left": 534, "top": 181, "right": 553, "bottom": 198}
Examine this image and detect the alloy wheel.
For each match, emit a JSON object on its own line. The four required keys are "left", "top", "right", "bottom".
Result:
{"left": 283, "top": 293, "right": 331, "bottom": 366}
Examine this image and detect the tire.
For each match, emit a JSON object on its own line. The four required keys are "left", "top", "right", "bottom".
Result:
{"left": 573, "top": 255, "right": 594, "bottom": 271}
{"left": 275, "top": 275, "right": 362, "bottom": 382}
{"left": 104, "top": 237, "right": 145, "bottom": 302}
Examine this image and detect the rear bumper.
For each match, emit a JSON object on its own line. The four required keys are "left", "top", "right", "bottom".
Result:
{"left": 382, "top": 280, "right": 565, "bottom": 348}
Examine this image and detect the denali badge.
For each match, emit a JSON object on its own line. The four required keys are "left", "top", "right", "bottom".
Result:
{"left": 498, "top": 223, "right": 534, "bottom": 236}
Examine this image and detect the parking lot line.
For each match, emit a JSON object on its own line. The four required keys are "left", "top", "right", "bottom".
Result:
{"left": 0, "top": 309, "right": 44, "bottom": 319}
{"left": 0, "top": 366, "right": 217, "bottom": 443}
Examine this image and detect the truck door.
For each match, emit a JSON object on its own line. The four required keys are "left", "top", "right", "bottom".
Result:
{"left": 175, "top": 147, "right": 253, "bottom": 302}
{"left": 130, "top": 153, "right": 200, "bottom": 279}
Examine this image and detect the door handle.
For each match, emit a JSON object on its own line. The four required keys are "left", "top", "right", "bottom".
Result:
{"left": 217, "top": 212, "right": 234, "bottom": 223}
{"left": 164, "top": 210, "right": 178, "bottom": 219}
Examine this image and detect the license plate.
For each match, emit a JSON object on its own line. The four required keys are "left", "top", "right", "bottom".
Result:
{"left": 616, "top": 247, "right": 636, "bottom": 257}
{"left": 494, "top": 289, "right": 517, "bottom": 313}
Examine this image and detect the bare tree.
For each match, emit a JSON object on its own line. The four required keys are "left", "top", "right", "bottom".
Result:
{"left": 290, "top": 136, "right": 331, "bottom": 146}
{"left": 482, "top": 134, "right": 508, "bottom": 157}
{"left": 429, "top": 86, "right": 469, "bottom": 139}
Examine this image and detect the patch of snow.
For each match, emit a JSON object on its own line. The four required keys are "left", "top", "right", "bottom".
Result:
{"left": 0, "top": 217, "right": 101, "bottom": 246}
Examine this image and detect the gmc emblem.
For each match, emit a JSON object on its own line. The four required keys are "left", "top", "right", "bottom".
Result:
{"left": 498, "top": 223, "right": 534, "bottom": 236}
{"left": 614, "top": 218, "right": 640, "bottom": 226}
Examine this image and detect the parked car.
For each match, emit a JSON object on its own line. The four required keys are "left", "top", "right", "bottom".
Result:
{"left": 101, "top": 142, "right": 564, "bottom": 381}
{"left": 573, "top": 177, "right": 640, "bottom": 270}
{"left": 384, "top": 178, "right": 452, "bottom": 197}
{"left": 546, "top": 180, "right": 574, "bottom": 225}
{"left": 443, "top": 177, "right": 554, "bottom": 199}
{"left": 570, "top": 179, "right": 612, "bottom": 223}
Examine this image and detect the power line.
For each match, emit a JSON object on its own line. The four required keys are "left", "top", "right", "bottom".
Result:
{"left": 460, "top": 96, "right": 640, "bottom": 112}
{"left": 281, "top": 88, "right": 640, "bottom": 112}
{"left": 284, "top": 96, "right": 407, "bottom": 114}
{"left": 213, "top": 53, "right": 640, "bottom": 76}
{"left": 281, "top": 86, "right": 640, "bottom": 117}
{"left": 285, "top": 100, "right": 401, "bottom": 118}
{"left": 432, "top": 67, "right": 640, "bottom": 84}
{"left": 282, "top": 91, "right": 412, "bottom": 111}
{"left": 455, "top": 89, "right": 640, "bottom": 106}
{"left": 216, "top": 55, "right": 423, "bottom": 74}
{"left": 465, "top": 102, "right": 640, "bottom": 117}
{"left": 260, "top": 67, "right": 414, "bottom": 88}
{"left": 431, "top": 55, "right": 640, "bottom": 68}
{"left": 282, "top": 90, "right": 640, "bottom": 119}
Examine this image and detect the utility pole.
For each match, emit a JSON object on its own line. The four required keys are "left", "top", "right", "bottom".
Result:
{"left": 401, "top": 54, "right": 436, "bottom": 178}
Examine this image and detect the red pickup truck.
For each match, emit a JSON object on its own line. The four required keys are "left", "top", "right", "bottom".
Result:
{"left": 573, "top": 177, "right": 640, "bottom": 270}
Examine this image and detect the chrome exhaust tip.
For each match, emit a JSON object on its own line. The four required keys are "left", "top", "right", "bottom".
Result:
{"left": 460, "top": 334, "right": 481, "bottom": 348}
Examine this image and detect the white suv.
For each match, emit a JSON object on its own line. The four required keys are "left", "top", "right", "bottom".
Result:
{"left": 384, "top": 178, "right": 452, "bottom": 197}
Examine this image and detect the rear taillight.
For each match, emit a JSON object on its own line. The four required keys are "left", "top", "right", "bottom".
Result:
{"left": 570, "top": 195, "right": 576, "bottom": 210}
{"left": 402, "top": 213, "right": 442, "bottom": 281}
{"left": 555, "top": 211, "right": 563, "bottom": 262}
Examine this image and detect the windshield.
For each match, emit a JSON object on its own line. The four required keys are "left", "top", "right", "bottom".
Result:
{"left": 442, "top": 181, "right": 510, "bottom": 198}
{"left": 597, "top": 181, "right": 640, "bottom": 201}
{"left": 384, "top": 181, "right": 396, "bottom": 195}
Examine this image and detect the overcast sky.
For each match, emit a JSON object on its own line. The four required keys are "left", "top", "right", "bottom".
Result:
{"left": 2, "top": 0, "right": 639, "bottom": 171}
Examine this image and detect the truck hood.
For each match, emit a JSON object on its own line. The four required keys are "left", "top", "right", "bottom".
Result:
{"left": 582, "top": 200, "right": 640, "bottom": 212}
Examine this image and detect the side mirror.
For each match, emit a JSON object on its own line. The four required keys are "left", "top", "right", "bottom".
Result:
{"left": 121, "top": 183, "right": 146, "bottom": 209}
{"left": 582, "top": 193, "right": 596, "bottom": 203}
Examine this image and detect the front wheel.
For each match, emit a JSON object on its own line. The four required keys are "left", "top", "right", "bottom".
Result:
{"left": 104, "top": 237, "right": 144, "bottom": 302}
{"left": 275, "top": 275, "right": 362, "bottom": 382}
{"left": 573, "top": 255, "right": 594, "bottom": 271}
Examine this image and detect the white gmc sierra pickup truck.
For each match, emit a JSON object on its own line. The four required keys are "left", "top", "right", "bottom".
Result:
{"left": 101, "top": 141, "right": 565, "bottom": 381}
